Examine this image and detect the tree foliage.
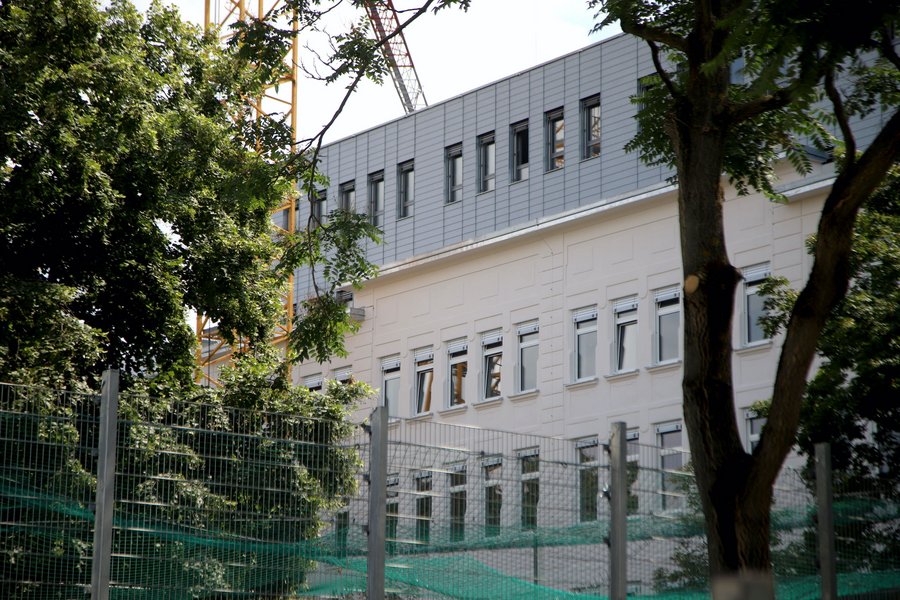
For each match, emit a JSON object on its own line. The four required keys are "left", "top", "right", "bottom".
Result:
{"left": 0, "top": 0, "right": 293, "bottom": 387}
{"left": 1, "top": 347, "right": 374, "bottom": 597}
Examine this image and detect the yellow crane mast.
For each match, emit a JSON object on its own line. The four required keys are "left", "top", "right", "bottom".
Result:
{"left": 196, "top": 1, "right": 299, "bottom": 386}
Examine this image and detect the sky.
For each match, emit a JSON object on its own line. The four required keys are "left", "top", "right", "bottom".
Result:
{"left": 132, "top": 0, "right": 621, "bottom": 143}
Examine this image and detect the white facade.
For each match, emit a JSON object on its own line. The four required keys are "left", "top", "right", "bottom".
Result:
{"left": 297, "top": 155, "right": 832, "bottom": 451}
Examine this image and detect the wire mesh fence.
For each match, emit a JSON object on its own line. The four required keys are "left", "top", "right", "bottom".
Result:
{"left": 1, "top": 378, "right": 898, "bottom": 599}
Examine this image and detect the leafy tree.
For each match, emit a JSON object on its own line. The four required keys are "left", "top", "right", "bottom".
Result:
{"left": 589, "top": 0, "right": 900, "bottom": 592}
{"left": 0, "top": 0, "right": 296, "bottom": 387}
{"left": 761, "top": 169, "right": 900, "bottom": 575}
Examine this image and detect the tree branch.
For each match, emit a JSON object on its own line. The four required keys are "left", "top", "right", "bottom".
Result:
{"left": 879, "top": 26, "right": 900, "bottom": 71}
{"left": 727, "top": 43, "right": 831, "bottom": 124}
{"left": 619, "top": 18, "right": 688, "bottom": 53}
{"left": 287, "top": 0, "right": 438, "bottom": 302}
{"left": 751, "top": 107, "right": 900, "bottom": 489}
{"left": 824, "top": 67, "right": 855, "bottom": 166}
{"left": 648, "top": 40, "right": 682, "bottom": 100}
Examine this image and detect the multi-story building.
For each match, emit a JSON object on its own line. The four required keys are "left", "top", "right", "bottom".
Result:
{"left": 293, "top": 31, "right": 845, "bottom": 453}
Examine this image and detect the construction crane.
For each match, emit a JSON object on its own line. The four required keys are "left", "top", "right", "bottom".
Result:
{"left": 364, "top": 0, "right": 428, "bottom": 114}
{"left": 197, "top": 0, "right": 299, "bottom": 387}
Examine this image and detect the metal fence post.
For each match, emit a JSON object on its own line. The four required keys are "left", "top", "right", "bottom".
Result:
{"left": 367, "top": 406, "right": 388, "bottom": 600}
{"left": 816, "top": 442, "right": 837, "bottom": 600}
{"left": 609, "top": 421, "right": 627, "bottom": 600}
{"left": 91, "top": 369, "right": 119, "bottom": 600}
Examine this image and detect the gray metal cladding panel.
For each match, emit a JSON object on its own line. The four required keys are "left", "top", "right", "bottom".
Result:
{"left": 564, "top": 166, "right": 583, "bottom": 211}
{"left": 578, "top": 167, "right": 604, "bottom": 204}
{"left": 476, "top": 87, "right": 498, "bottom": 132}
{"left": 338, "top": 138, "right": 357, "bottom": 172}
{"left": 542, "top": 76, "right": 566, "bottom": 109}
{"left": 508, "top": 73, "right": 531, "bottom": 120}
{"left": 495, "top": 189, "right": 511, "bottom": 230}
{"left": 364, "top": 129, "right": 387, "bottom": 170}
{"left": 541, "top": 172, "right": 566, "bottom": 216}
{"left": 397, "top": 117, "right": 417, "bottom": 158}
{"left": 475, "top": 198, "right": 497, "bottom": 238}
{"left": 509, "top": 204, "right": 531, "bottom": 228}
{"left": 638, "top": 165, "right": 668, "bottom": 189}
{"left": 461, "top": 199, "right": 479, "bottom": 240}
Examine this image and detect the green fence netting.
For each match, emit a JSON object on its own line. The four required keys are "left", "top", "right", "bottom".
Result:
{"left": 1, "top": 382, "right": 898, "bottom": 599}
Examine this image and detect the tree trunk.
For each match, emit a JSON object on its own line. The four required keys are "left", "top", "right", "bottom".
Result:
{"left": 671, "top": 33, "right": 777, "bottom": 595}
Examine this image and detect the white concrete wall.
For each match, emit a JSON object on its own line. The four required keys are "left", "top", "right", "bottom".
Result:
{"left": 297, "top": 160, "right": 832, "bottom": 453}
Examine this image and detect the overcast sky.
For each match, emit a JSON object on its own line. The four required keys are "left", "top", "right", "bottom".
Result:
{"left": 132, "top": 1, "right": 620, "bottom": 142}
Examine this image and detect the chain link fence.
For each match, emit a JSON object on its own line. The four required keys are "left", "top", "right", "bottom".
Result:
{"left": 1, "top": 377, "right": 897, "bottom": 598}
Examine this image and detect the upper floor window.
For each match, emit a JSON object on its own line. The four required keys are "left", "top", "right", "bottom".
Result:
{"left": 742, "top": 264, "right": 771, "bottom": 345}
{"left": 310, "top": 190, "right": 327, "bottom": 228}
{"left": 368, "top": 171, "right": 384, "bottom": 227}
{"left": 573, "top": 307, "right": 598, "bottom": 381}
{"left": 481, "top": 329, "right": 503, "bottom": 400}
{"left": 613, "top": 296, "right": 638, "bottom": 373}
{"left": 581, "top": 96, "right": 601, "bottom": 159}
{"left": 338, "top": 181, "right": 355, "bottom": 212}
{"left": 445, "top": 144, "right": 463, "bottom": 204}
{"left": 546, "top": 108, "right": 565, "bottom": 171}
{"left": 516, "top": 321, "right": 539, "bottom": 392}
{"left": 510, "top": 120, "right": 529, "bottom": 182}
{"left": 381, "top": 355, "right": 400, "bottom": 418}
{"left": 397, "top": 160, "right": 414, "bottom": 219}
{"left": 447, "top": 339, "right": 468, "bottom": 407}
{"left": 414, "top": 347, "right": 433, "bottom": 414}
{"left": 654, "top": 287, "right": 681, "bottom": 364}
{"left": 478, "top": 132, "right": 496, "bottom": 192}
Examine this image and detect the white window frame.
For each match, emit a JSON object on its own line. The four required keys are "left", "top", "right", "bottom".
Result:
{"left": 612, "top": 296, "right": 639, "bottom": 373}
{"left": 414, "top": 471, "right": 433, "bottom": 543}
{"left": 653, "top": 286, "right": 681, "bottom": 365}
{"left": 338, "top": 180, "right": 355, "bottom": 212}
{"left": 397, "top": 160, "right": 414, "bottom": 219}
{"left": 745, "top": 409, "right": 767, "bottom": 452}
{"left": 518, "top": 447, "right": 540, "bottom": 530}
{"left": 510, "top": 120, "right": 529, "bottom": 182}
{"left": 381, "top": 355, "right": 401, "bottom": 418}
{"left": 742, "top": 264, "right": 771, "bottom": 345}
{"left": 304, "top": 373, "right": 323, "bottom": 392}
{"left": 368, "top": 171, "right": 384, "bottom": 227}
{"left": 413, "top": 347, "right": 433, "bottom": 415}
{"left": 516, "top": 321, "right": 539, "bottom": 393}
{"left": 657, "top": 422, "right": 685, "bottom": 511}
{"left": 546, "top": 108, "right": 565, "bottom": 171}
{"left": 573, "top": 307, "right": 598, "bottom": 381}
{"left": 447, "top": 339, "right": 468, "bottom": 408}
{"left": 333, "top": 366, "right": 352, "bottom": 384}
{"left": 445, "top": 143, "right": 463, "bottom": 204}
{"left": 576, "top": 437, "right": 599, "bottom": 522}
{"left": 310, "top": 189, "right": 327, "bottom": 228}
{"left": 448, "top": 463, "right": 467, "bottom": 541}
{"left": 581, "top": 95, "right": 601, "bottom": 159}
{"left": 481, "top": 329, "right": 503, "bottom": 400}
{"left": 478, "top": 132, "right": 496, "bottom": 192}
{"left": 482, "top": 455, "right": 502, "bottom": 537}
